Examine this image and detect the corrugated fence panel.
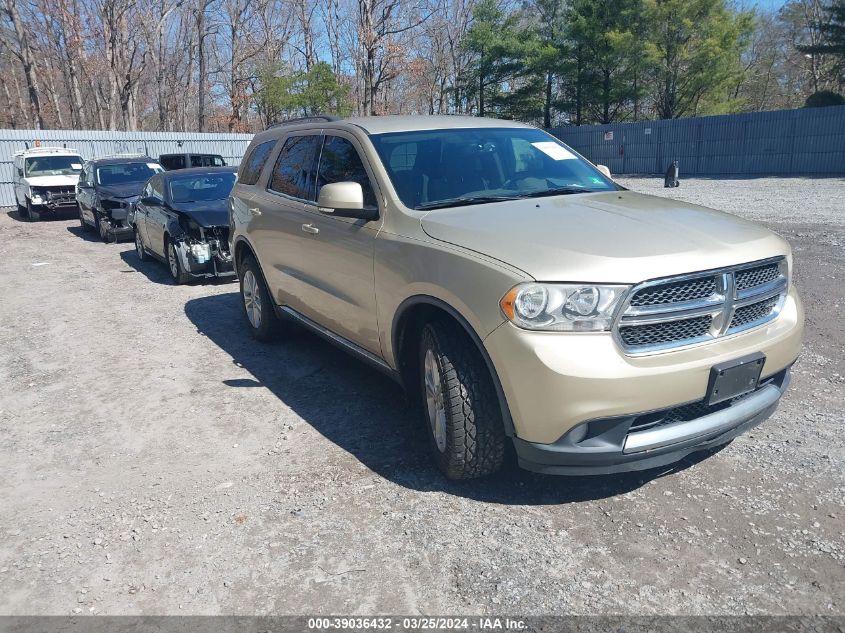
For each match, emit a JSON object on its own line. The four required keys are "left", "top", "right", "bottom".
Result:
{"left": 549, "top": 105, "right": 845, "bottom": 177}
{"left": 0, "top": 129, "right": 253, "bottom": 207}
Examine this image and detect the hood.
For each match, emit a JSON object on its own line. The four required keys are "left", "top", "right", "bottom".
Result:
{"left": 171, "top": 200, "right": 228, "bottom": 227}
{"left": 420, "top": 191, "right": 790, "bottom": 283}
{"left": 98, "top": 183, "right": 145, "bottom": 199}
{"left": 24, "top": 175, "right": 80, "bottom": 187}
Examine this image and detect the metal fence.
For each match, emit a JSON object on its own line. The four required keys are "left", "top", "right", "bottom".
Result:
{"left": 0, "top": 129, "right": 253, "bottom": 207}
{"left": 549, "top": 105, "right": 845, "bottom": 177}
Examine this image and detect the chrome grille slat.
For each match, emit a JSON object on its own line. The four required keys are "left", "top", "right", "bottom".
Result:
{"left": 735, "top": 263, "right": 779, "bottom": 291}
{"left": 629, "top": 276, "right": 717, "bottom": 307}
{"left": 615, "top": 257, "right": 787, "bottom": 354}
{"left": 619, "top": 315, "right": 712, "bottom": 347}
{"left": 730, "top": 296, "right": 779, "bottom": 330}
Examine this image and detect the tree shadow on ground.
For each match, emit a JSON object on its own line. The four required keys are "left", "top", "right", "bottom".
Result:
{"left": 184, "top": 291, "right": 721, "bottom": 505}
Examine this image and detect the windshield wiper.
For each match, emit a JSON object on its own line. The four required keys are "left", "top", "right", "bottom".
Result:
{"left": 416, "top": 195, "right": 520, "bottom": 210}
{"left": 514, "top": 186, "right": 596, "bottom": 199}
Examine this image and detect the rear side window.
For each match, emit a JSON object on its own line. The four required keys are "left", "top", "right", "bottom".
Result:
{"left": 317, "top": 136, "right": 377, "bottom": 208}
{"left": 268, "top": 135, "right": 321, "bottom": 201}
{"left": 239, "top": 140, "right": 277, "bottom": 185}
{"left": 149, "top": 175, "right": 164, "bottom": 199}
{"left": 160, "top": 155, "right": 185, "bottom": 170}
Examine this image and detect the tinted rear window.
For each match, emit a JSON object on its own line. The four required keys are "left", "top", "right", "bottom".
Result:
{"left": 239, "top": 141, "right": 277, "bottom": 185}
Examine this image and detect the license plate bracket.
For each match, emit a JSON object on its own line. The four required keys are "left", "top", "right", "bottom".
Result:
{"left": 705, "top": 353, "right": 765, "bottom": 406}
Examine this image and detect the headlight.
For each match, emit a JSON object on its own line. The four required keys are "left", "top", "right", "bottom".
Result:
{"left": 190, "top": 243, "right": 211, "bottom": 263}
{"left": 500, "top": 283, "right": 630, "bottom": 332}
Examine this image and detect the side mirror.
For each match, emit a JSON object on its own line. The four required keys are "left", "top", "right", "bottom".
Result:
{"left": 140, "top": 196, "right": 161, "bottom": 206}
{"left": 318, "top": 182, "right": 377, "bottom": 221}
{"left": 596, "top": 164, "right": 612, "bottom": 179}
{"left": 17, "top": 168, "right": 23, "bottom": 177}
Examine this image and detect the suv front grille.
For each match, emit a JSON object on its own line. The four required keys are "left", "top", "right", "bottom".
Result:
{"left": 615, "top": 258, "right": 787, "bottom": 354}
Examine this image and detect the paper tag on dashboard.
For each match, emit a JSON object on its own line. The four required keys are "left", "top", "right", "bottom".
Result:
{"left": 147, "top": 163, "right": 160, "bottom": 170}
{"left": 531, "top": 142, "right": 576, "bottom": 160}
{"left": 71, "top": 163, "right": 82, "bottom": 169}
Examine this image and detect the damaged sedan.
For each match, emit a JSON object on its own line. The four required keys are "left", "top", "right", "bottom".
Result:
{"left": 132, "top": 167, "right": 237, "bottom": 284}
{"left": 77, "top": 156, "right": 164, "bottom": 242}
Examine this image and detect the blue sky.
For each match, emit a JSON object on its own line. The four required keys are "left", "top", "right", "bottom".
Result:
{"left": 740, "top": 0, "right": 788, "bottom": 12}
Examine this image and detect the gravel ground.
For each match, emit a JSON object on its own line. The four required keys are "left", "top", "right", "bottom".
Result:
{"left": 0, "top": 177, "right": 843, "bottom": 616}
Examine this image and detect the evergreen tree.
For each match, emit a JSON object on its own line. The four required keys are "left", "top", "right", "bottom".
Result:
{"left": 642, "top": 0, "right": 754, "bottom": 118}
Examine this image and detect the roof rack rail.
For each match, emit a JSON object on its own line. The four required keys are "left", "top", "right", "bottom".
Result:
{"left": 14, "top": 146, "right": 81, "bottom": 156}
{"left": 267, "top": 115, "right": 340, "bottom": 130}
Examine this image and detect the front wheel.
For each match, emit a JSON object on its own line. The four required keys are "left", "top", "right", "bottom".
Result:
{"left": 419, "top": 320, "right": 506, "bottom": 480}
{"left": 26, "top": 200, "right": 40, "bottom": 222}
{"left": 97, "top": 215, "right": 110, "bottom": 242}
{"left": 166, "top": 236, "right": 190, "bottom": 284}
{"left": 239, "top": 254, "right": 280, "bottom": 341}
{"left": 78, "top": 204, "right": 90, "bottom": 231}
{"left": 134, "top": 228, "right": 148, "bottom": 261}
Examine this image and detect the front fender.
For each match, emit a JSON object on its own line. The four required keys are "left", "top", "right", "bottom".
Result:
{"left": 374, "top": 231, "right": 529, "bottom": 368}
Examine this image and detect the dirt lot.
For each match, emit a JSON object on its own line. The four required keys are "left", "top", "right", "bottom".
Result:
{"left": 0, "top": 177, "right": 843, "bottom": 616}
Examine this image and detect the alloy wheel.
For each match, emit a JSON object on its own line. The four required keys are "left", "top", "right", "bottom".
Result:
{"left": 242, "top": 270, "right": 262, "bottom": 329}
{"left": 423, "top": 348, "right": 448, "bottom": 453}
{"left": 168, "top": 243, "right": 179, "bottom": 279}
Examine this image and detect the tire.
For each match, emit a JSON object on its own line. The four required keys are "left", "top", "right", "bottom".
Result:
{"left": 134, "top": 227, "right": 149, "bottom": 261}
{"left": 419, "top": 319, "right": 506, "bottom": 479}
{"left": 166, "top": 236, "right": 191, "bottom": 285}
{"left": 239, "top": 253, "right": 280, "bottom": 341}
{"left": 96, "top": 214, "right": 110, "bottom": 242}
{"left": 27, "top": 199, "right": 40, "bottom": 222}
{"left": 78, "top": 204, "right": 90, "bottom": 231}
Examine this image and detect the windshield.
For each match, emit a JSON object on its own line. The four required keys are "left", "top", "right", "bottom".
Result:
{"left": 25, "top": 155, "right": 83, "bottom": 177}
{"left": 369, "top": 127, "right": 617, "bottom": 210}
{"left": 169, "top": 172, "right": 236, "bottom": 203}
{"left": 97, "top": 163, "right": 163, "bottom": 186}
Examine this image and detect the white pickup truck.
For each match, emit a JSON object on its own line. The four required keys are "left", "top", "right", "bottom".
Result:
{"left": 13, "top": 147, "right": 85, "bottom": 221}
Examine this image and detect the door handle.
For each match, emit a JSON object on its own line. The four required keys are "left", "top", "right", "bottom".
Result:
{"left": 301, "top": 223, "right": 319, "bottom": 235}
{"left": 248, "top": 207, "right": 261, "bottom": 216}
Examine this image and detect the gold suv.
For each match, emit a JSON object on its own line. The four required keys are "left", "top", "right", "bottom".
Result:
{"left": 229, "top": 115, "right": 803, "bottom": 479}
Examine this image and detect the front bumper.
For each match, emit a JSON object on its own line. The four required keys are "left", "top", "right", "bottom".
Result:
{"left": 514, "top": 368, "right": 789, "bottom": 475}
{"left": 31, "top": 192, "right": 77, "bottom": 210}
{"left": 483, "top": 287, "right": 803, "bottom": 473}
{"left": 174, "top": 239, "right": 236, "bottom": 279}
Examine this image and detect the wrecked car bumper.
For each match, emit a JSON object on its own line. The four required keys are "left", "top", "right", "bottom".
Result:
{"left": 30, "top": 190, "right": 77, "bottom": 212}
{"left": 173, "top": 234, "right": 236, "bottom": 279}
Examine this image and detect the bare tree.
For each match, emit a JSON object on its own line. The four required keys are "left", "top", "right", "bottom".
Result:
{"left": 2, "top": 0, "right": 44, "bottom": 128}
